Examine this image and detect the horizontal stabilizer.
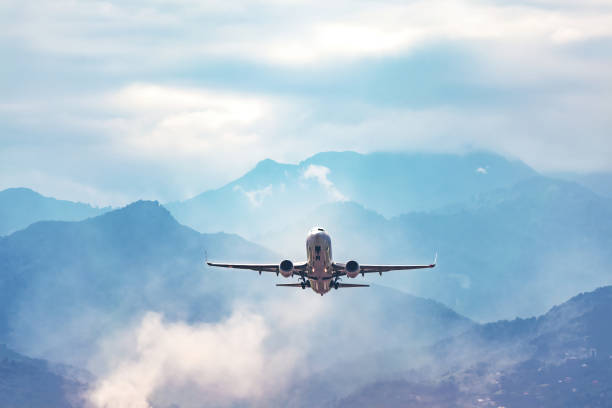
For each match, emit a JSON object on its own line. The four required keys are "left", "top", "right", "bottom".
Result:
{"left": 275, "top": 283, "right": 370, "bottom": 289}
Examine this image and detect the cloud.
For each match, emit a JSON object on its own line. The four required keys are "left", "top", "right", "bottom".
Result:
{"left": 1, "top": 0, "right": 612, "bottom": 205}
{"left": 87, "top": 309, "right": 301, "bottom": 408}
{"left": 233, "top": 184, "right": 273, "bottom": 207}
{"left": 476, "top": 167, "right": 488, "bottom": 174}
{"left": 303, "top": 164, "right": 347, "bottom": 202}
{"left": 4, "top": 0, "right": 612, "bottom": 66}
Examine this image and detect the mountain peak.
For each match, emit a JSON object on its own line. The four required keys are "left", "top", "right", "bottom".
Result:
{"left": 88, "top": 200, "right": 182, "bottom": 233}
{"left": 254, "top": 158, "right": 281, "bottom": 169}
{"left": 0, "top": 187, "right": 42, "bottom": 198}
{"left": 100, "top": 199, "right": 169, "bottom": 218}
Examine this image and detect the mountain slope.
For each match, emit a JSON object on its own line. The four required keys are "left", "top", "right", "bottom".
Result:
{"left": 0, "top": 188, "right": 109, "bottom": 236}
{"left": 0, "top": 345, "right": 85, "bottom": 408}
{"left": 334, "top": 286, "right": 612, "bottom": 408}
{"left": 166, "top": 151, "right": 537, "bottom": 237}
{"left": 260, "top": 177, "right": 612, "bottom": 321}
{"left": 0, "top": 201, "right": 276, "bottom": 365}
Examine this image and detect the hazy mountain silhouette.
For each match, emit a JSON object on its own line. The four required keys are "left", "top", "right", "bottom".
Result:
{"left": 0, "top": 188, "right": 109, "bottom": 236}
{"left": 259, "top": 177, "right": 612, "bottom": 321}
{"left": 333, "top": 286, "right": 612, "bottom": 408}
{"left": 0, "top": 344, "right": 86, "bottom": 408}
{"left": 166, "top": 151, "right": 536, "bottom": 237}
{"left": 0, "top": 200, "right": 276, "bottom": 365}
{"left": 553, "top": 171, "right": 612, "bottom": 199}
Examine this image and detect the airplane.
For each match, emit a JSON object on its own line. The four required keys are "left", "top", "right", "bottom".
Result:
{"left": 206, "top": 227, "right": 437, "bottom": 296}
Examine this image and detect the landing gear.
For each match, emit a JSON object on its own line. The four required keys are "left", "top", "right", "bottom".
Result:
{"left": 299, "top": 276, "right": 311, "bottom": 290}
{"left": 331, "top": 278, "right": 341, "bottom": 290}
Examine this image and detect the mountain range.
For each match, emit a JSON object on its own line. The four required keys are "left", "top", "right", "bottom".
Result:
{"left": 0, "top": 188, "right": 109, "bottom": 236}
{"left": 2, "top": 284, "right": 610, "bottom": 408}
{"left": 165, "top": 151, "right": 538, "bottom": 238}
{"left": 2, "top": 151, "right": 611, "bottom": 322}
{"left": 0, "top": 201, "right": 275, "bottom": 365}
{"left": 0, "top": 150, "right": 610, "bottom": 406}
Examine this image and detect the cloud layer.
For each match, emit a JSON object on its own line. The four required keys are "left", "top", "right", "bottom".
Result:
{"left": 1, "top": 0, "right": 611, "bottom": 205}
{"left": 86, "top": 296, "right": 323, "bottom": 408}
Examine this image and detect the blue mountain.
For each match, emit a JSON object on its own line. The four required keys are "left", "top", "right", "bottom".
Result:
{"left": 0, "top": 200, "right": 276, "bottom": 365}
{"left": 0, "top": 344, "right": 85, "bottom": 408}
{"left": 0, "top": 188, "right": 109, "bottom": 236}
{"left": 260, "top": 177, "right": 612, "bottom": 321}
{"left": 0, "top": 199, "right": 475, "bottom": 370}
{"left": 334, "top": 286, "right": 612, "bottom": 408}
{"left": 166, "top": 151, "right": 536, "bottom": 237}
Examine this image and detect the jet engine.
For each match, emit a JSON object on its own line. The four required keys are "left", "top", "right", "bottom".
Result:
{"left": 345, "top": 260, "right": 360, "bottom": 278}
{"left": 279, "top": 259, "right": 294, "bottom": 278}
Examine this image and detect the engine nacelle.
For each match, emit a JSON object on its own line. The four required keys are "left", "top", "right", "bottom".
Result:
{"left": 345, "top": 260, "right": 360, "bottom": 278}
{"left": 279, "top": 259, "right": 294, "bottom": 278}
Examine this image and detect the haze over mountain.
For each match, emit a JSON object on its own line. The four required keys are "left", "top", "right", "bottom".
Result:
{"left": 259, "top": 176, "right": 612, "bottom": 321}
{"left": 0, "top": 345, "right": 87, "bottom": 408}
{"left": 165, "top": 151, "right": 612, "bottom": 321}
{"left": 0, "top": 188, "right": 109, "bottom": 236}
{"left": 337, "top": 286, "right": 612, "bottom": 408}
{"left": 1, "top": 150, "right": 610, "bottom": 406}
{"left": 166, "top": 151, "right": 536, "bottom": 238}
{"left": 553, "top": 171, "right": 612, "bottom": 199}
{"left": 3, "top": 281, "right": 610, "bottom": 408}
{"left": 0, "top": 201, "right": 275, "bottom": 365}
{"left": 0, "top": 201, "right": 477, "bottom": 407}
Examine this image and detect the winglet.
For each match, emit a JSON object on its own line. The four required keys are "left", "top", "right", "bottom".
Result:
{"left": 204, "top": 250, "right": 208, "bottom": 264}
{"left": 431, "top": 252, "right": 438, "bottom": 267}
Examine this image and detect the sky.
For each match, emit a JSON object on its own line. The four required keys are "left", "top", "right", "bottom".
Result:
{"left": 1, "top": 0, "right": 611, "bottom": 206}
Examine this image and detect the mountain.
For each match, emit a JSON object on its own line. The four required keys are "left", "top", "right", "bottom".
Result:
{"left": 0, "top": 200, "right": 276, "bottom": 365}
{"left": 0, "top": 188, "right": 109, "bottom": 236}
{"left": 166, "top": 151, "right": 536, "bottom": 237}
{"left": 259, "top": 177, "right": 612, "bottom": 321}
{"left": 333, "top": 286, "right": 612, "bottom": 408}
{"left": 0, "top": 345, "right": 86, "bottom": 408}
{"left": 552, "top": 171, "right": 612, "bottom": 199}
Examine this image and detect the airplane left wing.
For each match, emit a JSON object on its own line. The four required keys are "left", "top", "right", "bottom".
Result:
{"left": 206, "top": 261, "right": 308, "bottom": 274}
{"left": 206, "top": 262, "right": 278, "bottom": 272}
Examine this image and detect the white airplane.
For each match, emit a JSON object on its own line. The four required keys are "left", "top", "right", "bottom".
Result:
{"left": 207, "top": 227, "right": 436, "bottom": 296}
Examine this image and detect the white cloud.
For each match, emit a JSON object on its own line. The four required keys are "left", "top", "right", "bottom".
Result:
{"left": 87, "top": 295, "right": 328, "bottom": 408}
{"left": 303, "top": 164, "right": 347, "bottom": 202}
{"left": 1, "top": 0, "right": 612, "bottom": 205}
{"left": 103, "top": 84, "right": 273, "bottom": 158}
{"left": 87, "top": 310, "right": 295, "bottom": 408}
{"left": 476, "top": 167, "right": 488, "bottom": 174}
{"left": 4, "top": 0, "right": 612, "bottom": 66}
{"left": 233, "top": 184, "right": 273, "bottom": 207}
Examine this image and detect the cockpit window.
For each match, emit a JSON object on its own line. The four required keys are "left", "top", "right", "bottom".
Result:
{"left": 318, "top": 228, "right": 325, "bottom": 231}
{"left": 315, "top": 245, "right": 321, "bottom": 253}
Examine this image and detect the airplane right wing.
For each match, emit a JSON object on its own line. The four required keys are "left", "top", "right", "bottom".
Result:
{"left": 332, "top": 254, "right": 437, "bottom": 276}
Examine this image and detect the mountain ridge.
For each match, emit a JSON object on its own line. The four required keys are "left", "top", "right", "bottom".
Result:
{"left": 0, "top": 187, "right": 110, "bottom": 237}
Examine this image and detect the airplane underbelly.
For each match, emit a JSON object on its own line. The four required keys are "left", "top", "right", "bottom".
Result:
{"left": 309, "top": 262, "right": 332, "bottom": 295}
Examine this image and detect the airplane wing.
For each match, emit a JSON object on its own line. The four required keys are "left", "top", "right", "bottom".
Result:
{"left": 207, "top": 261, "right": 308, "bottom": 274}
{"left": 332, "top": 254, "right": 436, "bottom": 276}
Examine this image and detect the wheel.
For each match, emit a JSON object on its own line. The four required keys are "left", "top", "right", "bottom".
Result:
{"left": 301, "top": 282, "right": 306, "bottom": 289}
{"left": 334, "top": 282, "right": 339, "bottom": 290}
{"left": 306, "top": 280, "right": 311, "bottom": 288}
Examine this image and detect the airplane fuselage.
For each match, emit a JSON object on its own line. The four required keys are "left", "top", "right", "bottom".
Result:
{"left": 306, "top": 227, "right": 334, "bottom": 295}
